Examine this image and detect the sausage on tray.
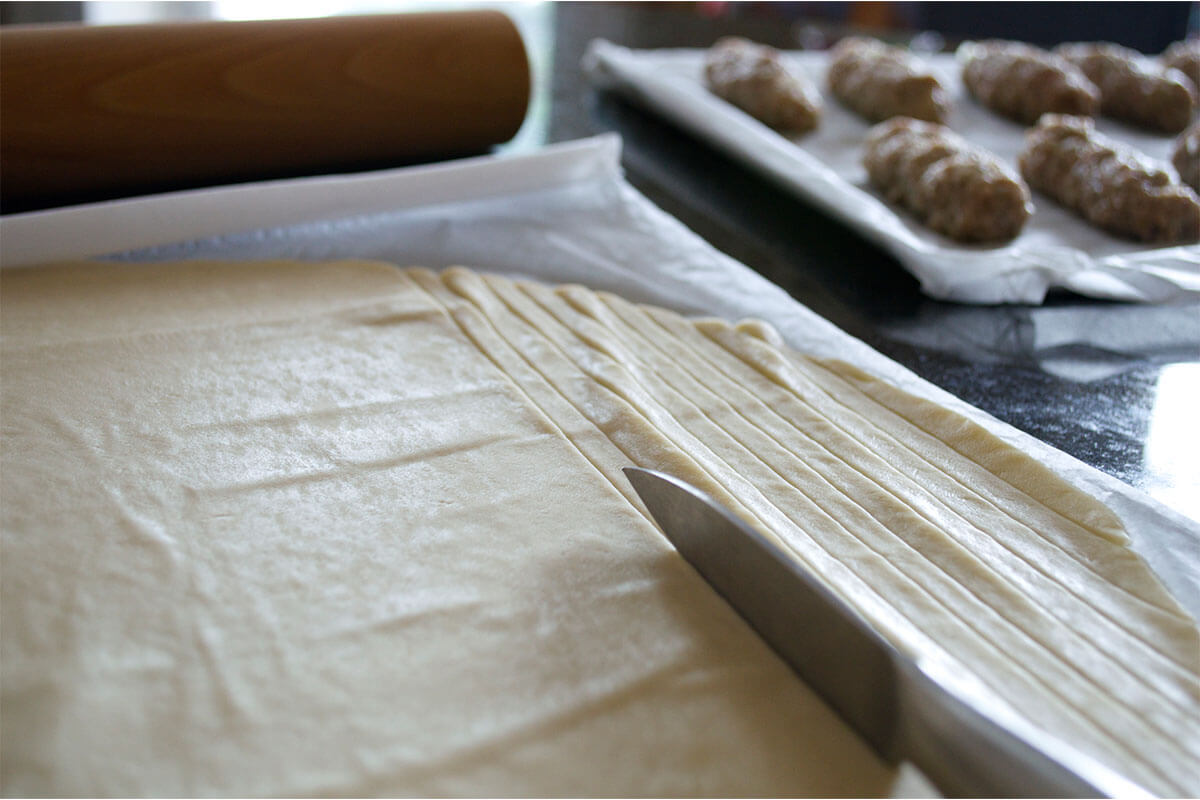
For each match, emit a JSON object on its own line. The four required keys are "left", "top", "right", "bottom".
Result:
{"left": 864, "top": 116, "right": 1033, "bottom": 243}
{"left": 1173, "top": 122, "right": 1200, "bottom": 192}
{"left": 1019, "top": 114, "right": 1200, "bottom": 243}
{"left": 1163, "top": 39, "right": 1200, "bottom": 92}
{"left": 827, "top": 36, "right": 950, "bottom": 123}
{"left": 704, "top": 36, "right": 821, "bottom": 134}
{"left": 1056, "top": 42, "right": 1196, "bottom": 133}
{"left": 959, "top": 40, "right": 1100, "bottom": 125}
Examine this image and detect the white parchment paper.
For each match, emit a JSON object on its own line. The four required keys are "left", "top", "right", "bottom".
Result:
{"left": 2, "top": 134, "right": 1196, "bottom": 619}
{"left": 584, "top": 41, "right": 1200, "bottom": 305}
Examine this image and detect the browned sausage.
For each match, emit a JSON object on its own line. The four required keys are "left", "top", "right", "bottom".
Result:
{"left": 1173, "top": 123, "right": 1200, "bottom": 192}
{"left": 704, "top": 37, "right": 821, "bottom": 134}
{"left": 959, "top": 40, "right": 1099, "bottom": 125}
{"left": 1019, "top": 114, "right": 1200, "bottom": 243}
{"left": 1056, "top": 42, "right": 1195, "bottom": 133}
{"left": 864, "top": 117, "right": 1032, "bottom": 242}
{"left": 827, "top": 36, "right": 950, "bottom": 123}
{"left": 1163, "top": 39, "right": 1200, "bottom": 92}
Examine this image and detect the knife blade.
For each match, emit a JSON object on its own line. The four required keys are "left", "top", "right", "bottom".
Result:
{"left": 623, "top": 467, "right": 1149, "bottom": 799}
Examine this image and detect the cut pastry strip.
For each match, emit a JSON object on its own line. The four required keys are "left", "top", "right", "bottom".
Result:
{"left": 683, "top": 311, "right": 1194, "bottom": 679}
{"left": 404, "top": 268, "right": 651, "bottom": 510}
{"left": 531, "top": 285, "right": 1199, "bottom": 763}
{"left": 681, "top": 317, "right": 1198, "bottom": 794}
{"left": 580, "top": 289, "right": 1198, "bottom": 684}
{"left": 444, "top": 271, "right": 940, "bottom": 644}
{"left": 437, "top": 267, "right": 777, "bottom": 535}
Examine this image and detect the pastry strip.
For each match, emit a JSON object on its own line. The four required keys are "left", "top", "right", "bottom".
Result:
{"left": 583, "top": 290, "right": 1196, "bottom": 678}
{"left": 508, "top": 280, "right": 1200, "bottom": 792}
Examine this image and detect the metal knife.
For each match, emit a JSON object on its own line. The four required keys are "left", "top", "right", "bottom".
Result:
{"left": 624, "top": 467, "right": 1150, "bottom": 799}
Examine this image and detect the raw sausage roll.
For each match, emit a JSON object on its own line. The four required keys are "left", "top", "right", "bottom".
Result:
{"left": 1019, "top": 114, "right": 1200, "bottom": 243}
{"left": 827, "top": 36, "right": 950, "bottom": 123}
{"left": 1163, "top": 39, "right": 1200, "bottom": 92}
{"left": 864, "top": 116, "right": 1032, "bottom": 242}
{"left": 704, "top": 37, "right": 821, "bottom": 134}
{"left": 959, "top": 40, "right": 1100, "bottom": 124}
{"left": 1056, "top": 42, "right": 1196, "bottom": 133}
{"left": 1173, "top": 122, "right": 1200, "bottom": 192}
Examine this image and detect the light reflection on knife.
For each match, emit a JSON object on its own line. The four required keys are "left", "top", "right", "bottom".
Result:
{"left": 623, "top": 467, "right": 1150, "bottom": 799}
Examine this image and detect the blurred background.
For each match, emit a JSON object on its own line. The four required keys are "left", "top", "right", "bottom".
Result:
{"left": 2, "top": 1, "right": 1196, "bottom": 54}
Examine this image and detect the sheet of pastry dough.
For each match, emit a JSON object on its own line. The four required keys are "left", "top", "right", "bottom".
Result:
{"left": 2, "top": 259, "right": 1197, "bottom": 796}
{"left": 0, "top": 259, "right": 888, "bottom": 797}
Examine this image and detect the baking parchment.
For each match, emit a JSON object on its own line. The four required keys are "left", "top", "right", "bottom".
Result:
{"left": 584, "top": 41, "right": 1200, "bottom": 305}
{"left": 1, "top": 134, "right": 1196, "bottom": 620}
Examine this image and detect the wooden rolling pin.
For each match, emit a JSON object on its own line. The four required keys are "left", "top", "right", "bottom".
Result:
{"left": 0, "top": 11, "right": 530, "bottom": 210}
